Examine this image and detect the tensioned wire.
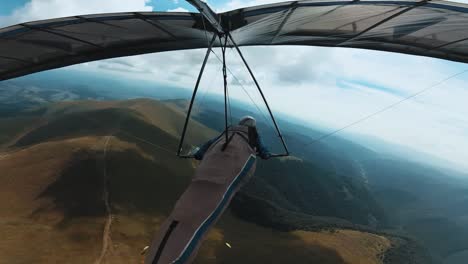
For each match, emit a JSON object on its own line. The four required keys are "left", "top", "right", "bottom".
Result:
{"left": 210, "top": 47, "right": 278, "bottom": 134}
{"left": 301, "top": 68, "right": 468, "bottom": 147}
{"left": 198, "top": 14, "right": 468, "bottom": 149}
{"left": 199, "top": 14, "right": 276, "bottom": 133}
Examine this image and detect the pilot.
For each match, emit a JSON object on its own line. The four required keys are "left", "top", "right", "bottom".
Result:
{"left": 145, "top": 116, "right": 271, "bottom": 264}
{"left": 194, "top": 116, "right": 271, "bottom": 160}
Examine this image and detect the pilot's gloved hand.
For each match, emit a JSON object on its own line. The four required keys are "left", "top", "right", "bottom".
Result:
{"left": 259, "top": 152, "right": 271, "bottom": 160}
{"left": 190, "top": 147, "right": 202, "bottom": 160}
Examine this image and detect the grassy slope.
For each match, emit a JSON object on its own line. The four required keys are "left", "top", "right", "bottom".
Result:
{"left": 195, "top": 211, "right": 391, "bottom": 264}
{"left": 0, "top": 99, "right": 396, "bottom": 264}
{"left": 363, "top": 159, "right": 468, "bottom": 262}
{"left": 0, "top": 137, "right": 109, "bottom": 264}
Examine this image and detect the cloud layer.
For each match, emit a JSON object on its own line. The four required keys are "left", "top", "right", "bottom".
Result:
{"left": 70, "top": 45, "right": 468, "bottom": 171}
{"left": 2, "top": 0, "right": 468, "bottom": 170}
{"left": 0, "top": 0, "right": 152, "bottom": 26}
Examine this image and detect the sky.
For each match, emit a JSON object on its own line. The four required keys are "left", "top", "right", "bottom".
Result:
{"left": 1, "top": 0, "right": 468, "bottom": 171}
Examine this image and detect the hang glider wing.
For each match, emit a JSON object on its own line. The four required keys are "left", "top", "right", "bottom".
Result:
{"left": 227, "top": 0, "right": 468, "bottom": 63}
{"left": 1, "top": 0, "right": 468, "bottom": 81}
{"left": 0, "top": 12, "right": 217, "bottom": 81}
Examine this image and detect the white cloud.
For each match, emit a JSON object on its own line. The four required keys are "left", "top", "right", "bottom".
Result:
{"left": 0, "top": 0, "right": 152, "bottom": 27}
{"left": 167, "top": 7, "right": 190, "bottom": 12}
{"left": 2, "top": 0, "right": 468, "bottom": 171}
{"left": 67, "top": 42, "right": 468, "bottom": 171}
{"left": 215, "top": 0, "right": 285, "bottom": 12}
{"left": 217, "top": 0, "right": 468, "bottom": 12}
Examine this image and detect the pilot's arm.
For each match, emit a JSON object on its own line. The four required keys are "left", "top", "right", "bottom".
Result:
{"left": 256, "top": 133, "right": 271, "bottom": 160}
{"left": 194, "top": 134, "right": 222, "bottom": 160}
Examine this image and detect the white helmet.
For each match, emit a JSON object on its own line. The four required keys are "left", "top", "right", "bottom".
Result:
{"left": 239, "top": 116, "right": 256, "bottom": 128}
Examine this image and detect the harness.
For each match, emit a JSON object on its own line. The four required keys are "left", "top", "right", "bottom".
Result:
{"left": 221, "top": 127, "right": 255, "bottom": 152}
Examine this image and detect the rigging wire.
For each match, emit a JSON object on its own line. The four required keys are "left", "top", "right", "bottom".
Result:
{"left": 222, "top": 64, "right": 233, "bottom": 127}
{"left": 196, "top": 12, "right": 219, "bottom": 113}
{"left": 199, "top": 15, "right": 463, "bottom": 153}
{"left": 219, "top": 36, "right": 234, "bottom": 128}
{"left": 81, "top": 115, "right": 175, "bottom": 155}
{"left": 209, "top": 47, "right": 277, "bottom": 133}
{"left": 194, "top": 16, "right": 228, "bottom": 121}
{"left": 117, "top": 129, "right": 174, "bottom": 154}
{"left": 176, "top": 33, "right": 216, "bottom": 156}
{"left": 226, "top": 71, "right": 234, "bottom": 127}
{"left": 302, "top": 68, "right": 468, "bottom": 147}
{"left": 224, "top": 47, "right": 234, "bottom": 127}
{"left": 201, "top": 12, "right": 273, "bottom": 132}
{"left": 221, "top": 35, "right": 230, "bottom": 142}
{"left": 193, "top": 65, "right": 221, "bottom": 114}
{"left": 225, "top": 46, "right": 278, "bottom": 134}
{"left": 202, "top": 14, "right": 234, "bottom": 129}
{"left": 200, "top": 15, "right": 211, "bottom": 49}
{"left": 201, "top": 14, "right": 263, "bottom": 138}
{"left": 198, "top": 10, "right": 220, "bottom": 112}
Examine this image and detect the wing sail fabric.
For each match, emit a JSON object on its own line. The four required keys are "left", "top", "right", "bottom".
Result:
{"left": 0, "top": 12, "right": 216, "bottom": 80}
{"left": 1, "top": 0, "right": 468, "bottom": 80}
{"left": 228, "top": 0, "right": 468, "bottom": 63}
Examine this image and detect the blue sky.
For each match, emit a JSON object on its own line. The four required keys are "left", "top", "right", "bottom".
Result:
{"left": 150, "top": 0, "right": 197, "bottom": 12}
{"left": 1, "top": 0, "right": 468, "bottom": 171}
{"left": 0, "top": 0, "right": 200, "bottom": 15}
{"left": 0, "top": 0, "right": 28, "bottom": 15}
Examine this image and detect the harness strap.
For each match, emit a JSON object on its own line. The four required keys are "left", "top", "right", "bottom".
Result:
{"left": 152, "top": 220, "right": 179, "bottom": 264}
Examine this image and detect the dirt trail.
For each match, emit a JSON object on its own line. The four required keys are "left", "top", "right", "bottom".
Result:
{"left": 94, "top": 136, "right": 113, "bottom": 264}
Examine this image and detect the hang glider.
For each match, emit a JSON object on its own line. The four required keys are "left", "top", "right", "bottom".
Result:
{"left": 1, "top": 0, "right": 468, "bottom": 81}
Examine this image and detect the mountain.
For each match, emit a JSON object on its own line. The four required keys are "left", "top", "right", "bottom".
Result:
{"left": 2, "top": 72, "right": 464, "bottom": 264}
{"left": 0, "top": 98, "right": 418, "bottom": 264}
{"left": 362, "top": 158, "right": 468, "bottom": 263}
{"left": 0, "top": 99, "right": 202, "bottom": 263}
{"left": 170, "top": 96, "right": 467, "bottom": 264}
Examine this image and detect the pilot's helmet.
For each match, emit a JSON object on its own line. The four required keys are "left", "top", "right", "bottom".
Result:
{"left": 239, "top": 116, "right": 256, "bottom": 128}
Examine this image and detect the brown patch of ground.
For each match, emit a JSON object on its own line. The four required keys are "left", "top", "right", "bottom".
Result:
{"left": 0, "top": 136, "right": 160, "bottom": 264}
{"left": 293, "top": 229, "right": 391, "bottom": 264}
{"left": 0, "top": 99, "right": 394, "bottom": 264}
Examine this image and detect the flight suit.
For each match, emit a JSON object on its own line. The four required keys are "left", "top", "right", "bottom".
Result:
{"left": 145, "top": 125, "right": 257, "bottom": 264}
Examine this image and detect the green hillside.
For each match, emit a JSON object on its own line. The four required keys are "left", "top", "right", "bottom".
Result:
{"left": 0, "top": 98, "right": 435, "bottom": 264}
{"left": 232, "top": 158, "right": 387, "bottom": 229}
{"left": 363, "top": 159, "right": 468, "bottom": 263}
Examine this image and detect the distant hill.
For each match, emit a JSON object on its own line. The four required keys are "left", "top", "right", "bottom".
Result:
{"left": 0, "top": 98, "right": 417, "bottom": 264}
{"left": 232, "top": 158, "right": 387, "bottom": 229}
{"left": 362, "top": 158, "right": 468, "bottom": 263}
{"left": 4, "top": 70, "right": 467, "bottom": 263}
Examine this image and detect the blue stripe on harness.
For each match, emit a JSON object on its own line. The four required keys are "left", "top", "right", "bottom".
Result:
{"left": 172, "top": 155, "right": 256, "bottom": 264}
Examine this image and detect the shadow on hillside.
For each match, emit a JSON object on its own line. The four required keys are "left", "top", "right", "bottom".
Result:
{"left": 27, "top": 142, "right": 349, "bottom": 264}
{"left": 31, "top": 147, "right": 193, "bottom": 226}
{"left": 106, "top": 149, "right": 191, "bottom": 215}
{"left": 196, "top": 242, "right": 350, "bottom": 264}
{"left": 32, "top": 151, "right": 106, "bottom": 226}
{"left": 194, "top": 210, "right": 350, "bottom": 264}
